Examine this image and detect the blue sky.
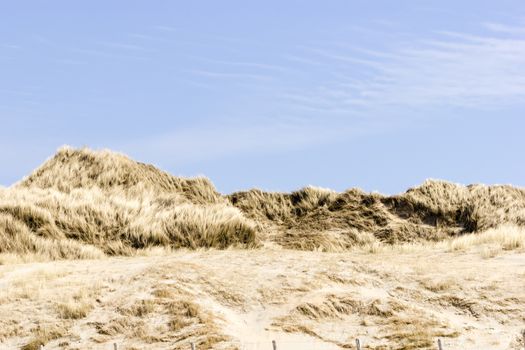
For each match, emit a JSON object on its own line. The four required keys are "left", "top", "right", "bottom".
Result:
{"left": 1, "top": 1, "right": 524, "bottom": 194}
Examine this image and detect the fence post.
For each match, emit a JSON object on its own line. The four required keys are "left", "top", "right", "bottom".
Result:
{"left": 272, "top": 340, "right": 277, "bottom": 350}
{"left": 437, "top": 339, "right": 443, "bottom": 350}
{"left": 113, "top": 343, "right": 118, "bottom": 350}
{"left": 191, "top": 342, "right": 196, "bottom": 350}
{"left": 356, "top": 338, "right": 361, "bottom": 350}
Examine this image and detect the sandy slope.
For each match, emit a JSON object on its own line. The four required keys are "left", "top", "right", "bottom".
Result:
{"left": 1, "top": 248, "right": 524, "bottom": 350}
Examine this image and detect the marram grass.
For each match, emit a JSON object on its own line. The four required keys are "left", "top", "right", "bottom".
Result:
{"left": 0, "top": 146, "right": 524, "bottom": 261}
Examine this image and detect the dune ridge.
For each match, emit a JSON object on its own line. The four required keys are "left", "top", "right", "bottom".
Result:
{"left": 1, "top": 146, "right": 524, "bottom": 260}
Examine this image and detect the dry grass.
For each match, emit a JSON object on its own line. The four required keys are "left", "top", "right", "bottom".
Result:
{"left": 91, "top": 292, "right": 231, "bottom": 349}
{"left": 291, "top": 294, "right": 392, "bottom": 321}
{"left": 274, "top": 295, "right": 459, "bottom": 350}
{"left": 168, "top": 317, "right": 192, "bottom": 331}
{"left": 383, "top": 312, "right": 458, "bottom": 350}
{"left": 19, "top": 146, "right": 221, "bottom": 204}
{"left": 21, "top": 323, "right": 69, "bottom": 350}
{"left": 1, "top": 146, "right": 525, "bottom": 350}
{"left": 446, "top": 224, "right": 525, "bottom": 253}
{"left": 167, "top": 300, "right": 202, "bottom": 318}
{"left": 0, "top": 147, "right": 524, "bottom": 262}
{"left": 56, "top": 300, "right": 93, "bottom": 319}
{"left": 0, "top": 147, "right": 258, "bottom": 260}
{"left": 231, "top": 179, "right": 525, "bottom": 250}
{"left": 118, "top": 299, "right": 157, "bottom": 317}
{"left": 337, "top": 225, "right": 525, "bottom": 258}
{"left": 55, "top": 288, "right": 100, "bottom": 319}
{"left": 421, "top": 277, "right": 458, "bottom": 293}
{"left": 153, "top": 287, "right": 179, "bottom": 299}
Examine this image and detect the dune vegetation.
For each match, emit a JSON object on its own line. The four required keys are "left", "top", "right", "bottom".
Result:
{"left": 1, "top": 147, "right": 525, "bottom": 350}
{"left": 0, "top": 146, "right": 524, "bottom": 261}
{"left": 0, "top": 147, "right": 257, "bottom": 260}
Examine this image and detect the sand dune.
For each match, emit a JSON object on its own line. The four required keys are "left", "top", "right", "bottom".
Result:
{"left": 1, "top": 146, "right": 524, "bottom": 258}
{"left": 1, "top": 147, "right": 524, "bottom": 349}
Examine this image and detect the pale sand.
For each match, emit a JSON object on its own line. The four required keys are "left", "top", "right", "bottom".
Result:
{"left": 0, "top": 247, "right": 524, "bottom": 350}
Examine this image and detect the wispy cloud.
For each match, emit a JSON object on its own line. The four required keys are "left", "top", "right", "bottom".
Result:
{"left": 0, "top": 89, "right": 35, "bottom": 96}
{"left": 188, "top": 69, "right": 273, "bottom": 81}
{"left": 98, "top": 41, "right": 152, "bottom": 51}
{"left": 128, "top": 33, "right": 173, "bottom": 43}
{"left": 71, "top": 48, "right": 149, "bottom": 61}
{"left": 483, "top": 22, "right": 525, "bottom": 35}
{"left": 53, "top": 58, "right": 87, "bottom": 65}
{"left": 154, "top": 25, "right": 178, "bottom": 32}
{"left": 299, "top": 46, "right": 386, "bottom": 70}
{"left": 283, "top": 22, "right": 525, "bottom": 114}
{"left": 130, "top": 21, "right": 525, "bottom": 164}
{"left": 282, "top": 54, "right": 324, "bottom": 66}
{"left": 14, "top": 34, "right": 153, "bottom": 62}
{"left": 189, "top": 56, "right": 289, "bottom": 72}
{"left": 1, "top": 44, "right": 21, "bottom": 49}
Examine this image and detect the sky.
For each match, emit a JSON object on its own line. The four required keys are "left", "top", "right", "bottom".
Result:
{"left": 1, "top": 1, "right": 524, "bottom": 194}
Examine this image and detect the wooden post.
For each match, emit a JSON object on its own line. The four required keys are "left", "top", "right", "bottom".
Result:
{"left": 356, "top": 338, "right": 361, "bottom": 350}
{"left": 272, "top": 340, "right": 277, "bottom": 350}
{"left": 113, "top": 343, "right": 118, "bottom": 350}
{"left": 191, "top": 342, "right": 196, "bottom": 350}
{"left": 437, "top": 338, "right": 443, "bottom": 350}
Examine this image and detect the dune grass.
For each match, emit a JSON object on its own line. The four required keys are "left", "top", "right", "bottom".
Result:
{"left": 0, "top": 147, "right": 258, "bottom": 260}
{"left": 446, "top": 224, "right": 525, "bottom": 253}
{"left": 344, "top": 225, "right": 525, "bottom": 257}
{"left": 231, "top": 179, "right": 525, "bottom": 250}
{"left": 0, "top": 146, "right": 524, "bottom": 261}
{"left": 0, "top": 188, "right": 257, "bottom": 259}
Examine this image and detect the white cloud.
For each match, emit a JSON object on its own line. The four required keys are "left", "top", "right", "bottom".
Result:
{"left": 188, "top": 69, "right": 273, "bottom": 81}
{"left": 154, "top": 25, "right": 179, "bottom": 32}
{"left": 98, "top": 41, "right": 151, "bottom": 51}
{"left": 1, "top": 44, "right": 21, "bottom": 49}
{"left": 483, "top": 22, "right": 525, "bottom": 35}
{"left": 113, "top": 21, "right": 525, "bottom": 164}
{"left": 72, "top": 48, "right": 148, "bottom": 61}
{"left": 188, "top": 56, "right": 289, "bottom": 72}
{"left": 284, "top": 22, "right": 525, "bottom": 113}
